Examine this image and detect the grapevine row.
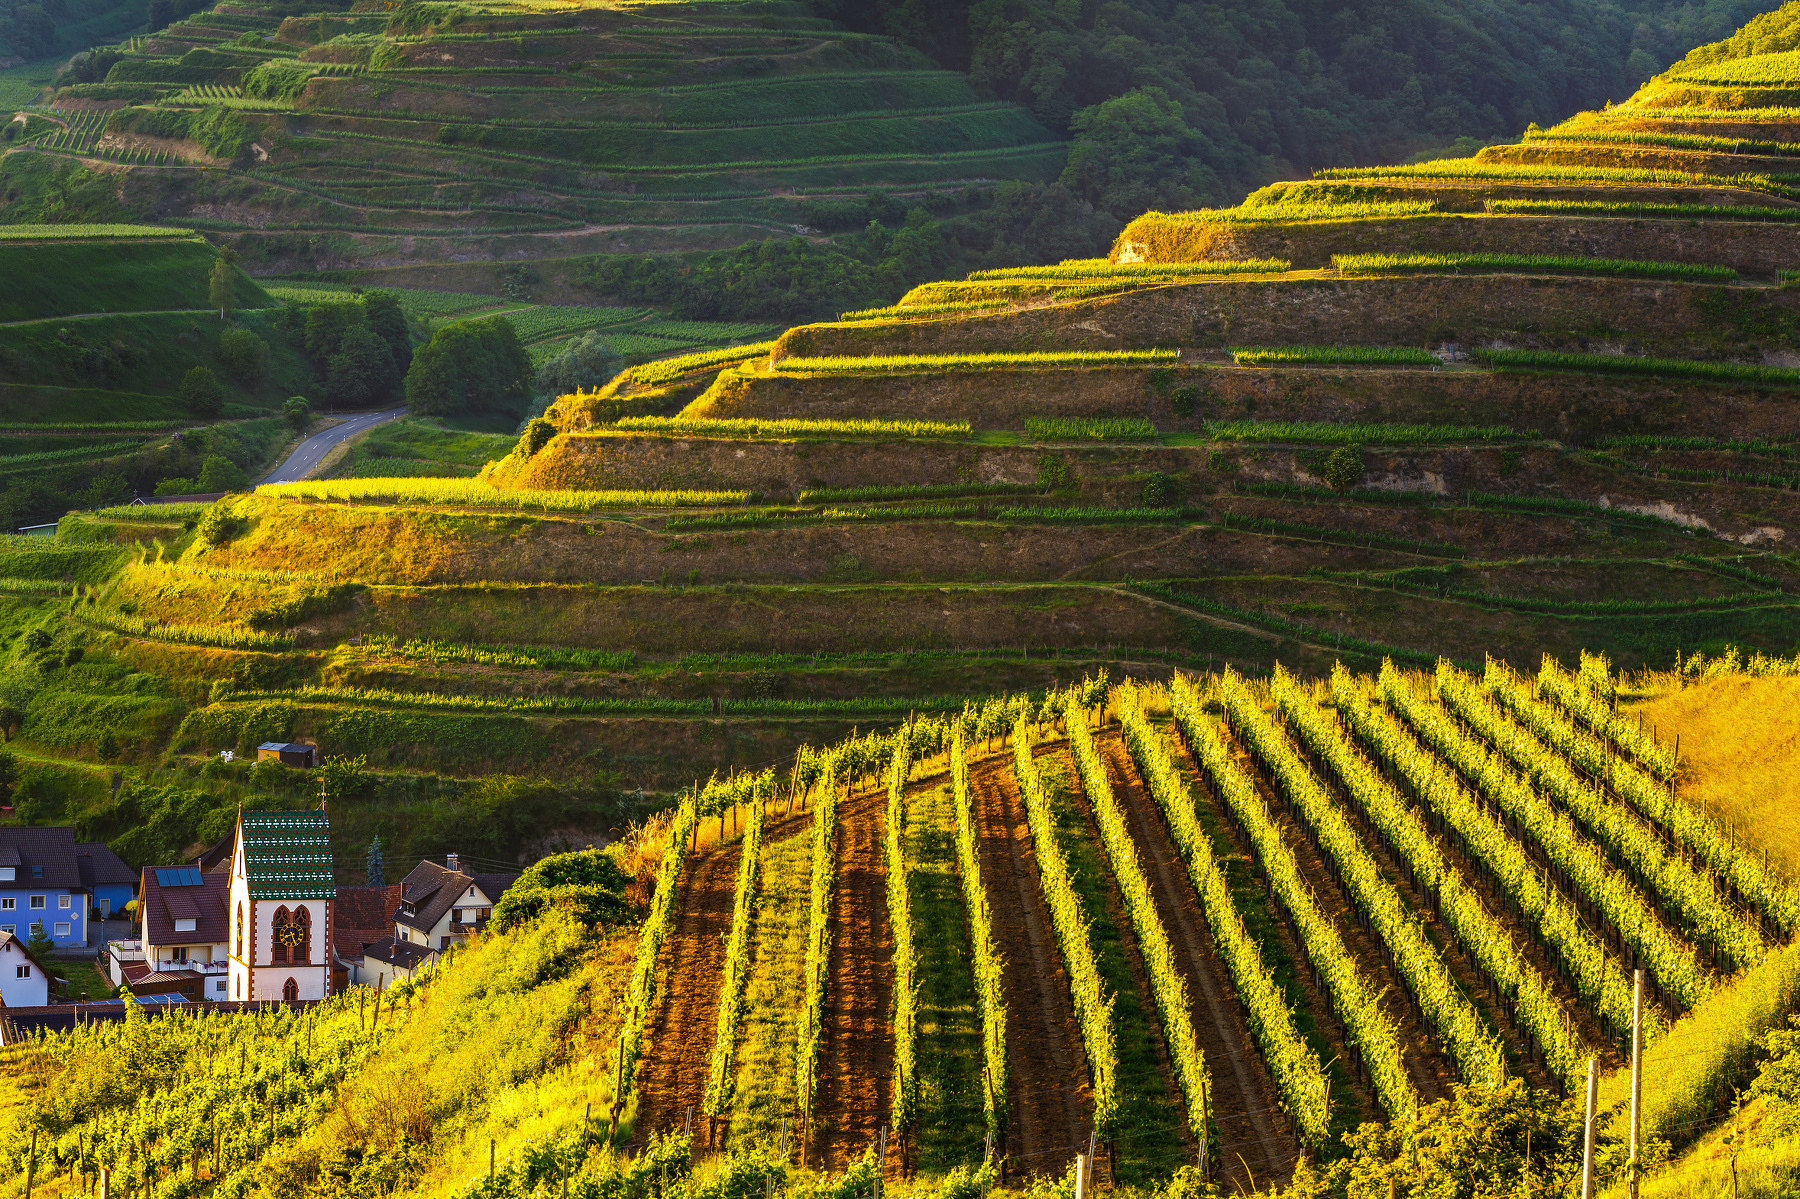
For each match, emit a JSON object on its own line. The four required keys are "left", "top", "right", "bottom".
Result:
{"left": 701, "top": 783, "right": 766, "bottom": 1123}
{"left": 620, "top": 791, "right": 702, "bottom": 1107}
{"left": 1507, "top": 657, "right": 1800, "bottom": 938}
{"left": 1116, "top": 684, "right": 1332, "bottom": 1149}
{"left": 1441, "top": 662, "right": 1766, "bottom": 972}
{"left": 885, "top": 742, "right": 920, "bottom": 1142}
{"left": 1222, "top": 669, "right": 1507, "bottom": 1089}
{"left": 794, "top": 761, "right": 839, "bottom": 1155}
{"left": 950, "top": 723, "right": 1010, "bottom": 1143}
{"left": 1278, "top": 666, "right": 1586, "bottom": 1087}
{"left": 1350, "top": 663, "right": 1638, "bottom": 1043}
{"left": 1168, "top": 674, "right": 1420, "bottom": 1120}
{"left": 1063, "top": 692, "right": 1215, "bottom": 1161}
{"left": 1578, "top": 649, "right": 1617, "bottom": 704}
{"left": 1011, "top": 710, "right": 1120, "bottom": 1135}
{"left": 1382, "top": 665, "right": 1706, "bottom": 1013}
{"left": 1538, "top": 654, "right": 1674, "bottom": 777}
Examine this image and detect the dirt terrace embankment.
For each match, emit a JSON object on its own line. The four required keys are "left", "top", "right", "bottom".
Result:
{"left": 774, "top": 274, "right": 1800, "bottom": 362}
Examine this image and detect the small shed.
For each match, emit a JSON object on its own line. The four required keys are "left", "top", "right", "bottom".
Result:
{"left": 256, "top": 742, "right": 319, "bottom": 768}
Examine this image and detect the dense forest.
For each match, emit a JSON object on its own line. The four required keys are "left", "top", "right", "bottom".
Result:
{"left": 811, "top": 0, "right": 1787, "bottom": 216}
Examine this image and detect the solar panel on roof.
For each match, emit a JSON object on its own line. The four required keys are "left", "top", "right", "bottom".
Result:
{"left": 153, "top": 866, "right": 203, "bottom": 887}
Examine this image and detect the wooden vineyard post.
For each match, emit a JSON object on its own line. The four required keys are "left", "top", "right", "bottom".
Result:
{"left": 876, "top": 1126, "right": 886, "bottom": 1199}
{"left": 98, "top": 1167, "right": 109, "bottom": 1199}
{"left": 1630, "top": 970, "right": 1644, "bottom": 1199}
{"left": 490, "top": 1139, "right": 495, "bottom": 1182}
{"left": 1073, "top": 1154, "right": 1088, "bottom": 1199}
{"left": 1581, "top": 1058, "right": 1598, "bottom": 1199}
{"left": 23, "top": 1129, "right": 33, "bottom": 1199}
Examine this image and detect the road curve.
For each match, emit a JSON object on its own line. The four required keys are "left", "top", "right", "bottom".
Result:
{"left": 260, "top": 408, "right": 406, "bottom": 484}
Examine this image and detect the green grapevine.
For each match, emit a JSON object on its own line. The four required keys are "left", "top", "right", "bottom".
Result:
{"left": 1169, "top": 674, "right": 1419, "bottom": 1121}
{"left": 620, "top": 791, "right": 703, "bottom": 1107}
{"left": 1456, "top": 661, "right": 1765, "bottom": 972}
{"left": 951, "top": 724, "right": 1009, "bottom": 1144}
{"left": 1350, "top": 664, "right": 1640, "bottom": 1045}
{"left": 885, "top": 742, "right": 920, "bottom": 1140}
{"left": 794, "top": 761, "right": 838, "bottom": 1147}
{"left": 1389, "top": 665, "right": 1708, "bottom": 1012}
{"left": 1011, "top": 710, "right": 1120, "bottom": 1135}
{"left": 1223, "top": 669, "right": 1507, "bottom": 1089}
{"left": 702, "top": 783, "right": 766, "bottom": 1121}
{"left": 1063, "top": 691, "right": 1214, "bottom": 1160}
{"left": 1529, "top": 657, "right": 1800, "bottom": 938}
{"left": 1279, "top": 666, "right": 1587, "bottom": 1087}
{"left": 1116, "top": 684, "right": 1331, "bottom": 1149}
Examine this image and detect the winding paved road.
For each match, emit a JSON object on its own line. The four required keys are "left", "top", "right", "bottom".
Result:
{"left": 260, "top": 408, "right": 406, "bottom": 484}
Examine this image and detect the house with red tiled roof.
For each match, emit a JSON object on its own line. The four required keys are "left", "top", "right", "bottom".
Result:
{"left": 331, "top": 883, "right": 401, "bottom": 990}
{"left": 361, "top": 854, "right": 517, "bottom": 989}
{"left": 107, "top": 865, "right": 232, "bottom": 1001}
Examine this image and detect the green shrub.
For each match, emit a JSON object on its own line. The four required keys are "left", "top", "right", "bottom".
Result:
{"left": 515, "top": 417, "right": 556, "bottom": 459}
{"left": 216, "top": 327, "right": 269, "bottom": 383}
{"left": 490, "top": 847, "right": 632, "bottom": 934}
{"left": 196, "top": 504, "right": 248, "bottom": 545}
{"left": 188, "top": 105, "right": 252, "bottom": 160}
{"left": 1323, "top": 443, "right": 1365, "bottom": 491}
{"left": 179, "top": 366, "right": 224, "bottom": 418}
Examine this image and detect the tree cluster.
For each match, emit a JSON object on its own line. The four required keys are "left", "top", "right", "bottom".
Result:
{"left": 273, "top": 290, "right": 412, "bottom": 409}
{"left": 584, "top": 188, "right": 1112, "bottom": 325}
{"left": 808, "top": 0, "right": 1775, "bottom": 217}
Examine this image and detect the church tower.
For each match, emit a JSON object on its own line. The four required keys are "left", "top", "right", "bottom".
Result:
{"left": 226, "top": 810, "right": 335, "bottom": 1003}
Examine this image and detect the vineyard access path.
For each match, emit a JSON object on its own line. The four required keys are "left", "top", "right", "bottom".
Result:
{"left": 814, "top": 781, "right": 894, "bottom": 1171}
{"left": 968, "top": 746, "right": 1092, "bottom": 1179}
{"left": 1097, "top": 731, "right": 1300, "bottom": 1190}
{"left": 633, "top": 837, "right": 742, "bottom": 1142}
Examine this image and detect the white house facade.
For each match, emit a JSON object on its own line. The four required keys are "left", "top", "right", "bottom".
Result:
{"left": 0, "top": 930, "right": 50, "bottom": 1006}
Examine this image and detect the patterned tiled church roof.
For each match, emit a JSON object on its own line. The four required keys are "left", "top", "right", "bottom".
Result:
{"left": 241, "top": 811, "right": 334, "bottom": 900}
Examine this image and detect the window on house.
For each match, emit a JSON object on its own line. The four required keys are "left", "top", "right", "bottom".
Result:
{"left": 30, "top": 865, "right": 41, "bottom": 878}
{"left": 214, "top": 979, "right": 227, "bottom": 993}
{"left": 0, "top": 867, "right": 11, "bottom": 881}
{"left": 28, "top": 896, "right": 44, "bottom": 909}
{"left": 57, "top": 895, "right": 70, "bottom": 910}
{"left": 53, "top": 923, "right": 69, "bottom": 937}
{"left": 174, "top": 918, "right": 197, "bottom": 932}
{"left": 0, "top": 899, "right": 13, "bottom": 911}
{"left": 172, "top": 947, "right": 188, "bottom": 964}
{"left": 0, "top": 925, "right": 10, "bottom": 934}
{"left": 468, "top": 886, "right": 475, "bottom": 896}
{"left": 14, "top": 965, "right": 26, "bottom": 979}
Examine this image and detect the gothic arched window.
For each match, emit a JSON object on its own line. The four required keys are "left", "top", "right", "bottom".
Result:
{"left": 282, "top": 977, "right": 298, "bottom": 1003}
{"left": 234, "top": 902, "right": 243, "bottom": 958}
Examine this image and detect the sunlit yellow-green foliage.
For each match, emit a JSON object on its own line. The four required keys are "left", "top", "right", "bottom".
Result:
{"left": 774, "top": 350, "right": 1179, "bottom": 373}
{"left": 257, "top": 478, "right": 751, "bottom": 510}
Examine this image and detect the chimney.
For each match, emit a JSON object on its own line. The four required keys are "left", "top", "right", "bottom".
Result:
{"left": 446, "top": 853, "right": 459, "bottom": 873}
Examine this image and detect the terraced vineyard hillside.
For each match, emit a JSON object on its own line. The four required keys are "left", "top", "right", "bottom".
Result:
{"left": 14, "top": 0, "right": 1061, "bottom": 283}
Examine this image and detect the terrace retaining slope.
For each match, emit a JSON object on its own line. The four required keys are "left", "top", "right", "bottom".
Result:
{"left": 776, "top": 275, "right": 1800, "bottom": 361}
{"left": 691, "top": 362, "right": 1800, "bottom": 443}
{"left": 1108, "top": 214, "right": 1800, "bottom": 275}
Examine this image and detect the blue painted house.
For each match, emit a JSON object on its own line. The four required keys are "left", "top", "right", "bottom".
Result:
{"left": 77, "top": 842, "right": 136, "bottom": 919}
{"left": 0, "top": 827, "right": 107, "bottom": 949}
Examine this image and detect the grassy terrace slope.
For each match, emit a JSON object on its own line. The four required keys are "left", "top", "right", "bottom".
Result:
{"left": 14, "top": 0, "right": 1061, "bottom": 278}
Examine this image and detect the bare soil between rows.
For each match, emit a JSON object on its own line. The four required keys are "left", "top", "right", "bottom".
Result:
{"left": 814, "top": 783, "right": 895, "bottom": 1170}
{"left": 1097, "top": 730, "right": 1300, "bottom": 1189}
{"left": 969, "top": 746, "right": 1093, "bottom": 1179}
{"left": 635, "top": 839, "right": 741, "bottom": 1141}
